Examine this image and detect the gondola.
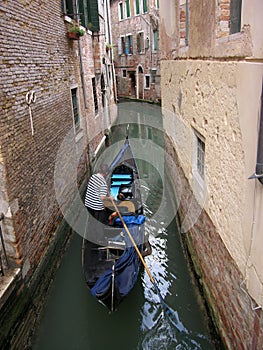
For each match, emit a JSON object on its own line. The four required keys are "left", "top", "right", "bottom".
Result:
{"left": 82, "top": 137, "right": 151, "bottom": 312}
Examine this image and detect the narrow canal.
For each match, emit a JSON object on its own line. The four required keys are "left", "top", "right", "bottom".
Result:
{"left": 32, "top": 102, "right": 223, "bottom": 350}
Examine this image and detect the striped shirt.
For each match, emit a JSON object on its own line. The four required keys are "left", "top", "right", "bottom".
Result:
{"left": 85, "top": 173, "right": 108, "bottom": 210}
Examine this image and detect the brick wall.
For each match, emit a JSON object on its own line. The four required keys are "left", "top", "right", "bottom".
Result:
{"left": 216, "top": 0, "right": 231, "bottom": 38}
{"left": 0, "top": 0, "right": 89, "bottom": 278}
{"left": 165, "top": 134, "right": 263, "bottom": 350}
{"left": 110, "top": 0, "right": 161, "bottom": 102}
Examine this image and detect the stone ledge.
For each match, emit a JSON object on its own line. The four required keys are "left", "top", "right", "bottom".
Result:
{"left": 0, "top": 268, "right": 21, "bottom": 311}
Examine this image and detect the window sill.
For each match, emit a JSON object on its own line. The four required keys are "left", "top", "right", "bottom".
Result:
{"left": 64, "top": 15, "right": 92, "bottom": 36}
{"left": 191, "top": 169, "right": 206, "bottom": 204}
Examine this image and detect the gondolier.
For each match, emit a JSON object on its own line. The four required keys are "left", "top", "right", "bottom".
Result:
{"left": 85, "top": 164, "right": 113, "bottom": 224}
{"left": 83, "top": 138, "right": 152, "bottom": 312}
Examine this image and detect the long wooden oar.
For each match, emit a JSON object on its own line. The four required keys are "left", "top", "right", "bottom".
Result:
{"left": 110, "top": 198, "right": 177, "bottom": 324}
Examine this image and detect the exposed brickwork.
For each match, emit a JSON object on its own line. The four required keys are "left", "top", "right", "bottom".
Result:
{"left": 216, "top": 0, "right": 231, "bottom": 38}
{"left": 0, "top": 0, "right": 115, "bottom": 279}
{"left": 0, "top": 1, "right": 76, "bottom": 271}
{"left": 111, "top": 0, "right": 161, "bottom": 102}
{"left": 0, "top": 0, "right": 117, "bottom": 346}
{"left": 165, "top": 134, "right": 263, "bottom": 350}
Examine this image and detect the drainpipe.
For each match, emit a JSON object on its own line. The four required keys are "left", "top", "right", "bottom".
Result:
{"left": 249, "top": 79, "right": 263, "bottom": 184}
{"left": 78, "top": 40, "right": 88, "bottom": 109}
{"left": 105, "top": 0, "right": 117, "bottom": 103}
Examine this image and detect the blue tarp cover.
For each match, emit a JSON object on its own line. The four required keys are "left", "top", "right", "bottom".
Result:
{"left": 91, "top": 223, "right": 145, "bottom": 298}
{"left": 114, "top": 214, "right": 145, "bottom": 226}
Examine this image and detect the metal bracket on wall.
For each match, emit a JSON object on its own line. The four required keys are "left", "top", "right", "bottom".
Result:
{"left": 248, "top": 172, "right": 263, "bottom": 184}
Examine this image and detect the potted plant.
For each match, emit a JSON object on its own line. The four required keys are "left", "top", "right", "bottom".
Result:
{"left": 106, "top": 43, "right": 114, "bottom": 52}
{"left": 68, "top": 20, "right": 85, "bottom": 40}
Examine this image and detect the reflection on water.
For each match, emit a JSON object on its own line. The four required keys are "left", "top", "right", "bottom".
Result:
{"left": 32, "top": 102, "right": 222, "bottom": 350}
{"left": 137, "top": 179, "right": 217, "bottom": 350}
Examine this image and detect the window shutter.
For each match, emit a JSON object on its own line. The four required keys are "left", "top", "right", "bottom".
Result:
{"left": 126, "top": 0, "right": 130, "bottom": 17}
{"left": 118, "top": 37, "right": 123, "bottom": 55}
{"left": 88, "top": 0, "right": 100, "bottom": 32}
{"left": 135, "top": 0, "right": 140, "bottom": 15}
{"left": 137, "top": 34, "right": 140, "bottom": 52}
{"left": 125, "top": 36, "right": 129, "bottom": 55}
{"left": 129, "top": 35, "right": 133, "bottom": 53}
{"left": 143, "top": 0, "right": 147, "bottom": 13}
{"left": 119, "top": 3, "right": 124, "bottom": 20}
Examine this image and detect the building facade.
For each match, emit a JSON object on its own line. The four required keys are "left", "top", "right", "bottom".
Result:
{"left": 160, "top": 0, "right": 263, "bottom": 349}
{"left": 0, "top": 0, "right": 116, "bottom": 346}
{"left": 110, "top": 0, "right": 161, "bottom": 102}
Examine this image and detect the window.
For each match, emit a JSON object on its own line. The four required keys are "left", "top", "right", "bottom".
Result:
{"left": 119, "top": 2, "right": 124, "bottom": 20}
{"left": 145, "top": 36, "right": 149, "bottom": 50}
{"left": 145, "top": 75, "right": 150, "bottom": 89}
{"left": 230, "top": 0, "right": 242, "bottom": 34}
{"left": 92, "top": 77, "right": 98, "bottom": 115}
{"left": 71, "top": 88, "right": 80, "bottom": 128}
{"left": 153, "top": 30, "right": 158, "bottom": 51}
{"left": 137, "top": 32, "right": 144, "bottom": 53}
{"left": 197, "top": 137, "right": 205, "bottom": 179}
{"left": 179, "top": 0, "right": 189, "bottom": 47}
{"left": 118, "top": 36, "right": 126, "bottom": 54}
{"left": 142, "top": 0, "right": 147, "bottom": 13}
{"left": 217, "top": 0, "right": 242, "bottom": 38}
{"left": 155, "top": 0, "right": 159, "bottom": 9}
{"left": 192, "top": 130, "right": 206, "bottom": 188}
{"left": 126, "top": 0, "right": 131, "bottom": 18}
{"left": 121, "top": 36, "right": 126, "bottom": 54}
{"left": 63, "top": 0, "right": 99, "bottom": 32}
{"left": 125, "top": 34, "right": 133, "bottom": 54}
{"left": 151, "top": 68, "right": 157, "bottom": 84}
{"left": 122, "top": 69, "right": 127, "bottom": 78}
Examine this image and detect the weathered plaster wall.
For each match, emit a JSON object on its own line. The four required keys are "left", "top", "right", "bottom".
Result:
{"left": 159, "top": 0, "right": 263, "bottom": 347}
{"left": 243, "top": 0, "right": 263, "bottom": 58}
{"left": 161, "top": 59, "right": 263, "bottom": 306}
{"left": 161, "top": 58, "right": 263, "bottom": 348}
{"left": 237, "top": 63, "right": 263, "bottom": 306}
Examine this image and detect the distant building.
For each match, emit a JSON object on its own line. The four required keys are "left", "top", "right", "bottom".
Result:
{"left": 110, "top": 0, "right": 160, "bottom": 102}
{"left": 0, "top": 0, "right": 116, "bottom": 346}
{"left": 160, "top": 1, "right": 263, "bottom": 349}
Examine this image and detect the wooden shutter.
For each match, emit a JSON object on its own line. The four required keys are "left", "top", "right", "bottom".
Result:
{"left": 137, "top": 33, "right": 140, "bottom": 52}
{"left": 135, "top": 0, "right": 140, "bottom": 14}
{"left": 126, "top": 0, "right": 130, "bottom": 17}
{"left": 143, "top": 0, "right": 147, "bottom": 13}
{"left": 125, "top": 36, "right": 129, "bottom": 55}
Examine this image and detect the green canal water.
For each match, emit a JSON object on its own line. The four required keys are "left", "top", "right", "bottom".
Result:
{"left": 32, "top": 102, "right": 223, "bottom": 350}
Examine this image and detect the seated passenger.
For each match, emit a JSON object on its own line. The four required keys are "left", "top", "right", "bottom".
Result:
{"left": 117, "top": 184, "right": 133, "bottom": 201}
